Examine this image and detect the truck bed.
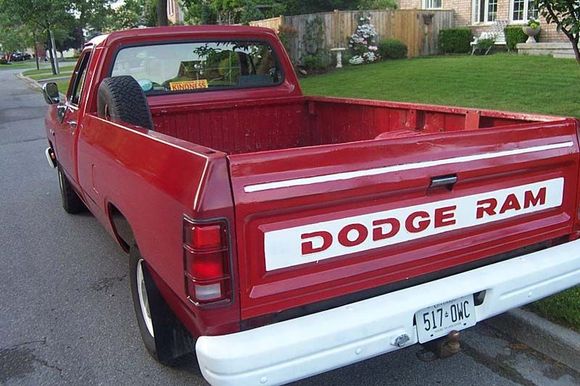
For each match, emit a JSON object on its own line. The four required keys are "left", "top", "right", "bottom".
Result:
{"left": 146, "top": 97, "right": 578, "bottom": 320}
{"left": 149, "top": 96, "right": 566, "bottom": 155}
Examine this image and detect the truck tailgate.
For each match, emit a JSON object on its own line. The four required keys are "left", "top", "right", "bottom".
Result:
{"left": 228, "top": 120, "right": 580, "bottom": 320}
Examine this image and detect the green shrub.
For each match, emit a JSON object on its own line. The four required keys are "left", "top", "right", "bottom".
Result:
{"left": 476, "top": 38, "right": 495, "bottom": 53}
{"left": 302, "top": 52, "right": 330, "bottom": 70}
{"left": 438, "top": 28, "right": 473, "bottom": 54}
{"left": 504, "top": 26, "right": 527, "bottom": 51}
{"left": 278, "top": 24, "right": 298, "bottom": 63}
{"left": 378, "top": 39, "right": 408, "bottom": 59}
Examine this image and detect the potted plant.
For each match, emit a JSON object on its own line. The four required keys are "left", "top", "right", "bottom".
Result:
{"left": 523, "top": 18, "right": 541, "bottom": 43}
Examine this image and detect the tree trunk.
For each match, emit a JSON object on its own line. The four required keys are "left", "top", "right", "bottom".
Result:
{"left": 157, "top": 0, "right": 169, "bottom": 26}
{"left": 33, "top": 31, "right": 40, "bottom": 71}
{"left": 572, "top": 38, "right": 580, "bottom": 64}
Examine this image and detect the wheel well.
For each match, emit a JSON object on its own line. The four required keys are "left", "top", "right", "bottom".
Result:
{"left": 108, "top": 203, "right": 135, "bottom": 253}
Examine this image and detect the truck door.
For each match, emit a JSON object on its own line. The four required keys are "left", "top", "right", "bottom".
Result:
{"left": 53, "top": 50, "right": 91, "bottom": 184}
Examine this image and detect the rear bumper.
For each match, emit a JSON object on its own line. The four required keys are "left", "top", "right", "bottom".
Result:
{"left": 196, "top": 239, "right": 580, "bottom": 386}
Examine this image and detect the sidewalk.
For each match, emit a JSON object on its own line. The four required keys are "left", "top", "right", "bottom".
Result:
{"left": 486, "top": 307, "right": 580, "bottom": 373}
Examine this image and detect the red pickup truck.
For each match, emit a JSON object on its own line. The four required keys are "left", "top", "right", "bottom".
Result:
{"left": 42, "top": 25, "right": 580, "bottom": 385}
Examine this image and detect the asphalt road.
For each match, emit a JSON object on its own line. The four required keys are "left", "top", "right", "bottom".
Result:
{"left": 1, "top": 68, "right": 579, "bottom": 386}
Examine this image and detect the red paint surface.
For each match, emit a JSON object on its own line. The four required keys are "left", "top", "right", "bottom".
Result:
{"left": 45, "top": 25, "right": 580, "bottom": 335}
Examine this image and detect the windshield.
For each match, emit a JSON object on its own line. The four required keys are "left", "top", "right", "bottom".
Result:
{"left": 111, "top": 40, "right": 282, "bottom": 94}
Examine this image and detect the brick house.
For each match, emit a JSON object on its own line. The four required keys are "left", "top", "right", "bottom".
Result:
{"left": 397, "top": 0, "right": 567, "bottom": 42}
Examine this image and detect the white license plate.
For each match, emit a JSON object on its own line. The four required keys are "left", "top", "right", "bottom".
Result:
{"left": 415, "top": 295, "right": 476, "bottom": 343}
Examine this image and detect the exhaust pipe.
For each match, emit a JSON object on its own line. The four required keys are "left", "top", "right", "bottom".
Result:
{"left": 45, "top": 147, "right": 57, "bottom": 168}
{"left": 417, "top": 330, "right": 462, "bottom": 362}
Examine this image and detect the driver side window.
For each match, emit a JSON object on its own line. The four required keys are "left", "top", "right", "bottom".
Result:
{"left": 68, "top": 51, "right": 91, "bottom": 106}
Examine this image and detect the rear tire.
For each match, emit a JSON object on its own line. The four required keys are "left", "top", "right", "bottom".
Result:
{"left": 57, "top": 166, "right": 85, "bottom": 214}
{"left": 97, "top": 76, "right": 153, "bottom": 130}
{"left": 129, "top": 244, "right": 196, "bottom": 366}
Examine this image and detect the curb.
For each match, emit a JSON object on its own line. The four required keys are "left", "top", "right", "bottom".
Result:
{"left": 16, "top": 72, "right": 42, "bottom": 89}
{"left": 16, "top": 73, "right": 67, "bottom": 99}
{"left": 485, "top": 308, "right": 580, "bottom": 373}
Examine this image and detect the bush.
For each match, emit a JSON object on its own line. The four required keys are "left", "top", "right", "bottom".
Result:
{"left": 278, "top": 24, "right": 298, "bottom": 63}
{"left": 378, "top": 39, "right": 408, "bottom": 59}
{"left": 438, "top": 28, "right": 473, "bottom": 54}
{"left": 504, "top": 26, "right": 527, "bottom": 51}
{"left": 476, "top": 38, "right": 495, "bottom": 53}
{"left": 348, "top": 15, "right": 380, "bottom": 65}
{"left": 302, "top": 52, "right": 330, "bottom": 70}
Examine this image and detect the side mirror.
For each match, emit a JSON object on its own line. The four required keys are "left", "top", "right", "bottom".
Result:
{"left": 42, "top": 82, "right": 60, "bottom": 105}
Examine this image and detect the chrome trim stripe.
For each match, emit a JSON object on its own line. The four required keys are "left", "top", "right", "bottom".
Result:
{"left": 243, "top": 142, "right": 574, "bottom": 193}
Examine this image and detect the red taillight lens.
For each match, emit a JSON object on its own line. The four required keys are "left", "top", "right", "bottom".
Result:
{"left": 185, "top": 249, "right": 225, "bottom": 280}
{"left": 183, "top": 218, "right": 230, "bottom": 304}
{"left": 188, "top": 225, "right": 223, "bottom": 250}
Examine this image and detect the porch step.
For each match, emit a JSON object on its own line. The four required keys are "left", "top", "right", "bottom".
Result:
{"left": 517, "top": 42, "right": 578, "bottom": 59}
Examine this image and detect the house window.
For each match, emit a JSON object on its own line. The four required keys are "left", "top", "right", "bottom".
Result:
{"left": 473, "top": 0, "right": 498, "bottom": 23}
{"left": 423, "top": 0, "right": 442, "bottom": 9}
{"left": 511, "top": 0, "right": 538, "bottom": 22}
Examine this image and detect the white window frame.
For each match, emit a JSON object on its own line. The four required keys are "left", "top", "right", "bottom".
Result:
{"left": 509, "top": 0, "right": 538, "bottom": 23}
{"left": 472, "top": 0, "right": 498, "bottom": 24}
{"left": 423, "top": 0, "right": 442, "bottom": 9}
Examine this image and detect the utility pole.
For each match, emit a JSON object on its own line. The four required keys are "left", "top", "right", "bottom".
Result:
{"left": 46, "top": 26, "right": 56, "bottom": 75}
{"left": 49, "top": 28, "right": 60, "bottom": 74}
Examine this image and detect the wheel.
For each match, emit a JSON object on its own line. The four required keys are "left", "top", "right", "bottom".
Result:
{"left": 131, "top": 254, "right": 156, "bottom": 354}
{"left": 57, "top": 166, "right": 85, "bottom": 214}
{"left": 129, "top": 244, "right": 196, "bottom": 365}
{"left": 97, "top": 76, "right": 153, "bottom": 130}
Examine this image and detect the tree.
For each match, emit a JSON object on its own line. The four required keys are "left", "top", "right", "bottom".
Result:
{"left": 157, "top": 0, "right": 169, "bottom": 25}
{"left": 181, "top": 0, "right": 286, "bottom": 24}
{"left": 108, "top": 0, "right": 147, "bottom": 29}
{"left": 53, "top": 25, "right": 83, "bottom": 58}
{"left": 145, "top": 0, "right": 159, "bottom": 26}
{"left": 0, "top": 0, "right": 72, "bottom": 74}
{"left": 357, "top": 0, "right": 398, "bottom": 9}
{"left": 0, "top": 14, "right": 35, "bottom": 57}
{"left": 180, "top": 0, "right": 219, "bottom": 24}
{"left": 69, "top": 0, "right": 113, "bottom": 43}
{"left": 536, "top": 0, "right": 580, "bottom": 63}
{"left": 284, "top": 1, "right": 359, "bottom": 15}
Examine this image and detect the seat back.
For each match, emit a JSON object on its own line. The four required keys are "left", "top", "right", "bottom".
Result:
{"left": 491, "top": 20, "right": 508, "bottom": 44}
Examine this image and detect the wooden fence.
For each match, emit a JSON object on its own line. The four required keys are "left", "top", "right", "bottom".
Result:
{"left": 250, "top": 9, "right": 455, "bottom": 61}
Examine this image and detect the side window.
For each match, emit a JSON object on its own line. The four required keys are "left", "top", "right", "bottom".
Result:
{"left": 69, "top": 51, "right": 91, "bottom": 106}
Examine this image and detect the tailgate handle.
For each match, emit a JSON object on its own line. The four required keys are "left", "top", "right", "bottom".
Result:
{"left": 430, "top": 174, "right": 457, "bottom": 190}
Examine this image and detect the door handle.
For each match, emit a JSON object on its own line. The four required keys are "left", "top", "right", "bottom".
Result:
{"left": 429, "top": 174, "right": 457, "bottom": 190}
{"left": 66, "top": 120, "right": 78, "bottom": 128}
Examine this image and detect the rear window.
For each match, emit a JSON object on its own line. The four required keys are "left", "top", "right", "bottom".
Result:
{"left": 111, "top": 41, "right": 282, "bottom": 94}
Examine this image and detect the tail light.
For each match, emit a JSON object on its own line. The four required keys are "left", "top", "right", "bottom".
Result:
{"left": 183, "top": 217, "right": 231, "bottom": 304}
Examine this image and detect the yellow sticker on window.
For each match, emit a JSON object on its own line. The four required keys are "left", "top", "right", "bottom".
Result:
{"left": 169, "top": 79, "right": 209, "bottom": 91}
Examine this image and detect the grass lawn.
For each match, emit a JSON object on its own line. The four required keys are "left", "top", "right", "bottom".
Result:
{"left": 23, "top": 66, "right": 74, "bottom": 80}
{"left": 301, "top": 53, "right": 580, "bottom": 330}
{"left": 529, "top": 287, "right": 580, "bottom": 332}
{"left": 300, "top": 53, "right": 580, "bottom": 118}
{"left": 0, "top": 60, "right": 39, "bottom": 70}
{"left": 54, "top": 79, "right": 70, "bottom": 93}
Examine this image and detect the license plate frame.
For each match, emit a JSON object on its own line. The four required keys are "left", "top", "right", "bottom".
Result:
{"left": 415, "top": 294, "right": 477, "bottom": 343}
